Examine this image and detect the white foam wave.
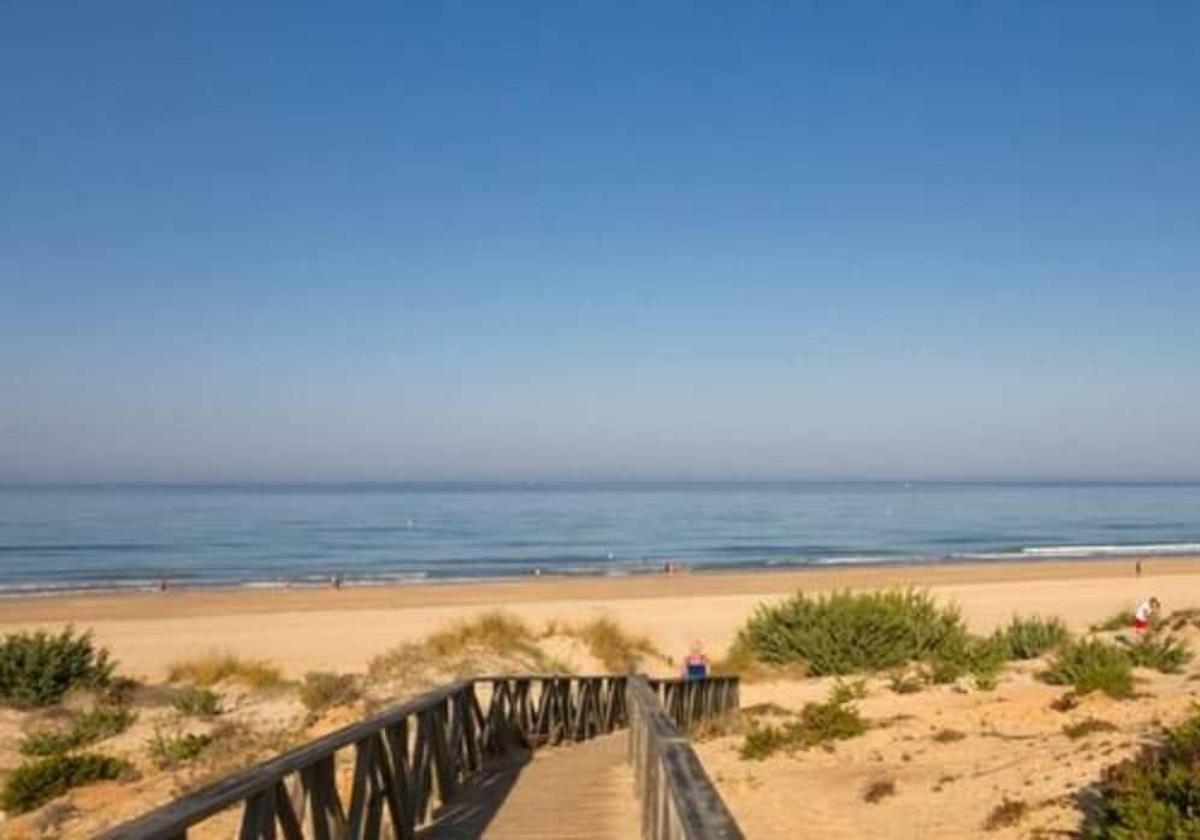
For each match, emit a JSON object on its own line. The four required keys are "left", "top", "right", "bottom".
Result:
{"left": 1021, "top": 543, "right": 1200, "bottom": 557}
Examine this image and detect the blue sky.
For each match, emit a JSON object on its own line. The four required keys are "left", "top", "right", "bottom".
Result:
{"left": 3, "top": 2, "right": 1199, "bottom": 481}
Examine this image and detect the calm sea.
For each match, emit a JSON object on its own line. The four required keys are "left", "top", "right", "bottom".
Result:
{"left": 1, "top": 482, "right": 1199, "bottom": 595}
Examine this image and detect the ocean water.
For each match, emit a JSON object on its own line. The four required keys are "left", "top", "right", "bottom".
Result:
{"left": 1, "top": 482, "right": 1199, "bottom": 595}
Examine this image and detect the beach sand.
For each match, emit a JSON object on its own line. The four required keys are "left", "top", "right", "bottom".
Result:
{"left": 3, "top": 556, "right": 1200, "bottom": 837}
{"left": 0, "top": 556, "right": 1195, "bottom": 680}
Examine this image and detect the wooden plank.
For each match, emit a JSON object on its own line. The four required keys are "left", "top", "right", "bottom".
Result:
{"left": 346, "top": 736, "right": 375, "bottom": 838}
{"left": 272, "top": 781, "right": 304, "bottom": 840}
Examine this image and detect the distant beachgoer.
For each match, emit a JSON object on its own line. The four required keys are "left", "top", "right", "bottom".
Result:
{"left": 683, "top": 641, "right": 710, "bottom": 680}
{"left": 1135, "top": 560, "right": 1143, "bottom": 578}
{"left": 1133, "top": 597, "right": 1161, "bottom": 632}
{"left": 158, "top": 578, "right": 168, "bottom": 593}
{"left": 331, "top": 574, "right": 343, "bottom": 590}
{"left": 533, "top": 567, "right": 542, "bottom": 577}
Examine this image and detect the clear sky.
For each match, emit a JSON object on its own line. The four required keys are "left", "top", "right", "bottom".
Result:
{"left": 3, "top": 2, "right": 1199, "bottom": 482}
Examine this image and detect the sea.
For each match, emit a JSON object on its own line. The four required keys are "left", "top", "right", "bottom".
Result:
{"left": 1, "top": 482, "right": 1199, "bottom": 596}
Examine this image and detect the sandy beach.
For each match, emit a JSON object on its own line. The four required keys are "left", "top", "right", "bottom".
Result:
{"left": 4, "top": 555, "right": 1200, "bottom": 837}
{"left": 1, "top": 556, "right": 1195, "bottom": 680}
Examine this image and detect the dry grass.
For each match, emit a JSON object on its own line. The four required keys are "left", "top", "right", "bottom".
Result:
{"left": 559, "top": 616, "right": 661, "bottom": 673}
{"left": 984, "top": 798, "right": 1028, "bottom": 831}
{"left": 165, "top": 653, "right": 284, "bottom": 690}
{"left": 931, "top": 728, "right": 967, "bottom": 744}
{"left": 1062, "top": 717, "right": 1120, "bottom": 740}
{"left": 367, "top": 610, "right": 664, "bottom": 687}
{"left": 425, "top": 612, "right": 545, "bottom": 661}
{"left": 368, "top": 611, "right": 563, "bottom": 685}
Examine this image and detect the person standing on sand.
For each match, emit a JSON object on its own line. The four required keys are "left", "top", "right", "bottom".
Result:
{"left": 1133, "top": 597, "right": 1160, "bottom": 633}
{"left": 1135, "top": 559, "right": 1143, "bottom": 578}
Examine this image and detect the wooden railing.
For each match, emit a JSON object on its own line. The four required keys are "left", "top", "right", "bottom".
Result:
{"left": 97, "top": 674, "right": 739, "bottom": 839}
{"left": 630, "top": 677, "right": 744, "bottom": 840}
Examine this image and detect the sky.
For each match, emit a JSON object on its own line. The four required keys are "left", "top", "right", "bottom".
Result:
{"left": 2, "top": 2, "right": 1200, "bottom": 482}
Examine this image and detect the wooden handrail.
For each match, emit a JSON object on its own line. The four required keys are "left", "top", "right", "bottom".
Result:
{"left": 628, "top": 676, "right": 744, "bottom": 840}
{"left": 97, "top": 674, "right": 740, "bottom": 839}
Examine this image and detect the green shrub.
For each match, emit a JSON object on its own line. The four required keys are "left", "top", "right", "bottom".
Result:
{"left": 927, "top": 634, "right": 1008, "bottom": 689}
{"left": 1085, "top": 713, "right": 1200, "bottom": 837}
{"left": 298, "top": 671, "right": 362, "bottom": 713}
{"left": 993, "top": 615, "right": 1070, "bottom": 660}
{"left": 738, "top": 589, "right": 969, "bottom": 675}
{"left": 19, "top": 707, "right": 134, "bottom": 757}
{"left": 1126, "top": 634, "right": 1192, "bottom": 674}
{"left": 146, "top": 729, "right": 214, "bottom": 769}
{"left": 739, "top": 724, "right": 785, "bottom": 760}
{"left": 738, "top": 695, "right": 868, "bottom": 759}
{"left": 1041, "top": 640, "right": 1134, "bottom": 699}
{"left": 0, "top": 628, "right": 114, "bottom": 708}
{"left": 170, "top": 685, "right": 222, "bottom": 717}
{"left": 0, "top": 753, "right": 130, "bottom": 813}
{"left": 829, "top": 678, "right": 868, "bottom": 704}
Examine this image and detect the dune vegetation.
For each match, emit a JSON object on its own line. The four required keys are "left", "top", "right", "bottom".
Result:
{"left": 165, "top": 653, "right": 284, "bottom": 691}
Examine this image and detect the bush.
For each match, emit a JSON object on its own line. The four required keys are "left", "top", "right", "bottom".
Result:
{"left": 1126, "top": 634, "right": 1192, "bottom": 674}
{"left": 147, "top": 729, "right": 214, "bottom": 769}
{"left": 738, "top": 589, "right": 969, "bottom": 675}
{"left": 993, "top": 615, "right": 1070, "bottom": 660}
{"left": 927, "top": 633, "right": 1008, "bottom": 689}
{"left": 170, "top": 686, "right": 222, "bottom": 717}
{"left": 0, "top": 753, "right": 130, "bottom": 813}
{"left": 0, "top": 628, "right": 115, "bottom": 708}
{"left": 166, "top": 654, "right": 282, "bottom": 690}
{"left": 830, "top": 678, "right": 868, "bottom": 704}
{"left": 298, "top": 672, "right": 361, "bottom": 713}
{"left": 1041, "top": 640, "right": 1134, "bottom": 699}
{"left": 739, "top": 693, "right": 868, "bottom": 759}
{"left": 19, "top": 707, "right": 134, "bottom": 757}
{"left": 1085, "top": 713, "right": 1200, "bottom": 837}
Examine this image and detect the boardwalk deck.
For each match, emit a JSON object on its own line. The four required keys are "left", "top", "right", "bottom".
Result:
{"left": 420, "top": 733, "right": 637, "bottom": 839}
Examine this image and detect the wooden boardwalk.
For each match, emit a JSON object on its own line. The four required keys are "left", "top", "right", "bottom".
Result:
{"left": 420, "top": 732, "right": 639, "bottom": 839}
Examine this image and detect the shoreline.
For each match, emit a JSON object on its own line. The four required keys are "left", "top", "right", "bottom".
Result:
{"left": 0, "top": 553, "right": 1190, "bottom": 624}
{"left": 5, "top": 545, "right": 1200, "bottom": 602}
{"left": 3, "top": 554, "right": 1195, "bottom": 681}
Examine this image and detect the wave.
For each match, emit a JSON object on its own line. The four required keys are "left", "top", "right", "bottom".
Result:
{"left": 1019, "top": 543, "right": 1200, "bottom": 557}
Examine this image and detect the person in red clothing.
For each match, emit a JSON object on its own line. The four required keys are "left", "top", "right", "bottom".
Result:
{"left": 1133, "top": 597, "right": 1161, "bottom": 632}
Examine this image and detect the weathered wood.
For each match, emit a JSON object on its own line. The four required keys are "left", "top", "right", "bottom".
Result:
{"left": 98, "top": 674, "right": 740, "bottom": 840}
{"left": 628, "top": 676, "right": 744, "bottom": 840}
